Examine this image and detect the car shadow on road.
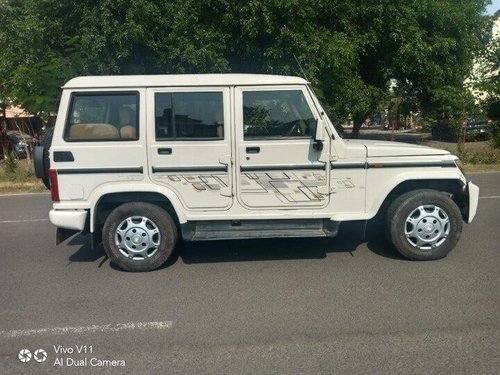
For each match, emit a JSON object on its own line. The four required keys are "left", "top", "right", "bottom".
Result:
{"left": 65, "top": 233, "right": 181, "bottom": 270}
{"left": 365, "top": 237, "right": 406, "bottom": 260}
{"left": 178, "top": 233, "right": 404, "bottom": 266}
{"left": 173, "top": 219, "right": 407, "bottom": 266}
{"left": 67, "top": 234, "right": 108, "bottom": 267}
{"left": 65, "top": 226, "right": 405, "bottom": 271}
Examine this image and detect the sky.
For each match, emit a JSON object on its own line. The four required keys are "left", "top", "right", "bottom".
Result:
{"left": 486, "top": 0, "right": 500, "bottom": 15}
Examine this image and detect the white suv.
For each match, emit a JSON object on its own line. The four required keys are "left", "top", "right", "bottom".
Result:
{"left": 34, "top": 74, "right": 479, "bottom": 271}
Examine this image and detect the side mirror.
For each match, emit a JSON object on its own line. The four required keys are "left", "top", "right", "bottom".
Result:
{"left": 313, "top": 118, "right": 324, "bottom": 151}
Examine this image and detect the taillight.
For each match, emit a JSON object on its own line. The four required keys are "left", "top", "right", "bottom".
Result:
{"left": 48, "top": 169, "right": 60, "bottom": 202}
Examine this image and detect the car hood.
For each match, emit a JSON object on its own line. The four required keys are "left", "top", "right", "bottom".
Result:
{"left": 345, "top": 139, "right": 450, "bottom": 157}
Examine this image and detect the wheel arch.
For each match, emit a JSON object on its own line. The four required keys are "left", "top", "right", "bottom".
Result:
{"left": 92, "top": 190, "right": 185, "bottom": 234}
{"left": 371, "top": 178, "right": 468, "bottom": 222}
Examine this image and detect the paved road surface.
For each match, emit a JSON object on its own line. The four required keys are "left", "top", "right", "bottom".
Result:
{"left": 1, "top": 173, "right": 499, "bottom": 374}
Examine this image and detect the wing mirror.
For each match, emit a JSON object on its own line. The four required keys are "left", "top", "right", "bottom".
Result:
{"left": 313, "top": 118, "right": 324, "bottom": 151}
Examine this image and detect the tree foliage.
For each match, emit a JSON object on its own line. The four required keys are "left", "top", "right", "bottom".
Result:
{"left": 477, "top": 34, "right": 500, "bottom": 119}
{"left": 0, "top": 0, "right": 490, "bottom": 132}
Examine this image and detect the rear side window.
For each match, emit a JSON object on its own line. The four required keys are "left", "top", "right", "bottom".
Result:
{"left": 65, "top": 92, "right": 139, "bottom": 141}
{"left": 155, "top": 92, "right": 224, "bottom": 140}
{"left": 243, "top": 90, "right": 316, "bottom": 139}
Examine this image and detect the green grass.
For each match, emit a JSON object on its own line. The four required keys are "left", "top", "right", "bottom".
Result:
{"left": 0, "top": 158, "right": 46, "bottom": 194}
{"left": 425, "top": 139, "right": 500, "bottom": 170}
{"left": 459, "top": 149, "right": 500, "bottom": 165}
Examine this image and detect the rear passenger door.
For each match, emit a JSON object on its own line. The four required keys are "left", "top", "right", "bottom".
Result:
{"left": 147, "top": 87, "right": 233, "bottom": 210}
{"left": 235, "top": 86, "right": 329, "bottom": 209}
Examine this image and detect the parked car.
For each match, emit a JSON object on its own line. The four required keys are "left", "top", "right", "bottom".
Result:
{"left": 34, "top": 74, "right": 479, "bottom": 272}
{"left": 432, "top": 119, "right": 492, "bottom": 141}
{"left": 0, "top": 130, "right": 37, "bottom": 159}
{"left": 465, "top": 120, "right": 491, "bottom": 141}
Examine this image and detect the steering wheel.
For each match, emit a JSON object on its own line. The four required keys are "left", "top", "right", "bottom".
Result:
{"left": 286, "top": 120, "right": 306, "bottom": 136}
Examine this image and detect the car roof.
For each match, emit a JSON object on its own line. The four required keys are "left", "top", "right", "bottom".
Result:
{"left": 63, "top": 74, "right": 309, "bottom": 89}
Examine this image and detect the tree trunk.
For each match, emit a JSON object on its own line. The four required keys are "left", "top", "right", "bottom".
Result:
{"left": 351, "top": 115, "right": 364, "bottom": 138}
{"left": 0, "top": 104, "right": 8, "bottom": 158}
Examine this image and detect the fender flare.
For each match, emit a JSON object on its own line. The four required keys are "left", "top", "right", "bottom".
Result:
{"left": 365, "top": 170, "right": 467, "bottom": 220}
{"left": 87, "top": 183, "right": 187, "bottom": 232}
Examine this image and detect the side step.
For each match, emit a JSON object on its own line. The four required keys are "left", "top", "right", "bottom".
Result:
{"left": 181, "top": 219, "right": 340, "bottom": 241}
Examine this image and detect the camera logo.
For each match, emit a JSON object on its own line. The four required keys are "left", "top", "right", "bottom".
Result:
{"left": 34, "top": 349, "right": 48, "bottom": 362}
{"left": 17, "top": 349, "right": 32, "bottom": 363}
{"left": 18, "top": 348, "right": 47, "bottom": 363}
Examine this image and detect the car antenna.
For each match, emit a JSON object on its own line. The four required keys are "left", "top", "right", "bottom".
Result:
{"left": 293, "top": 53, "right": 325, "bottom": 117}
{"left": 293, "top": 53, "right": 309, "bottom": 82}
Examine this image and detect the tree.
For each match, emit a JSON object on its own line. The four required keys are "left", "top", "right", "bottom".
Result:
{"left": 0, "top": 1, "right": 92, "bottom": 116}
{"left": 477, "top": 33, "right": 500, "bottom": 119}
{"left": 0, "top": 0, "right": 490, "bottom": 136}
{"left": 389, "top": 1, "right": 489, "bottom": 124}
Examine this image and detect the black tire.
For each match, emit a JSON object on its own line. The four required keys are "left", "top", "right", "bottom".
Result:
{"left": 41, "top": 127, "right": 54, "bottom": 189}
{"left": 385, "top": 189, "right": 462, "bottom": 260}
{"left": 102, "top": 202, "right": 178, "bottom": 272}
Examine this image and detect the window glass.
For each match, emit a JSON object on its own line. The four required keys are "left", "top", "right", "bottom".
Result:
{"left": 243, "top": 90, "right": 316, "bottom": 139}
{"left": 155, "top": 92, "right": 224, "bottom": 140}
{"left": 66, "top": 93, "right": 138, "bottom": 141}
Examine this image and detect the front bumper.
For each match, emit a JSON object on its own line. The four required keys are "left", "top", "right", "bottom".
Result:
{"left": 467, "top": 181, "right": 479, "bottom": 223}
{"left": 49, "top": 209, "right": 88, "bottom": 231}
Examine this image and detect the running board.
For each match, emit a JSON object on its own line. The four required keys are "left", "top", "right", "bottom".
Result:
{"left": 181, "top": 219, "right": 340, "bottom": 241}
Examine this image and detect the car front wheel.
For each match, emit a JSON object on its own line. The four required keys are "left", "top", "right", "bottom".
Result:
{"left": 385, "top": 189, "right": 463, "bottom": 260}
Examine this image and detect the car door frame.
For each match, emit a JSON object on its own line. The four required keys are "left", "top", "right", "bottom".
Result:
{"left": 146, "top": 86, "right": 234, "bottom": 211}
{"left": 233, "top": 84, "right": 330, "bottom": 210}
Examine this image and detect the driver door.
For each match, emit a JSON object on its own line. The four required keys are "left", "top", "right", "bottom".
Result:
{"left": 234, "top": 86, "right": 330, "bottom": 209}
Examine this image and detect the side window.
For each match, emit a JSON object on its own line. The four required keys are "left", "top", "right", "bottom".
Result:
{"left": 243, "top": 90, "right": 316, "bottom": 139}
{"left": 155, "top": 92, "right": 224, "bottom": 140}
{"left": 65, "top": 93, "right": 139, "bottom": 141}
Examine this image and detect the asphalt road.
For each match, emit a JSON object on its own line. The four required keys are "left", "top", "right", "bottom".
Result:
{"left": 1, "top": 172, "right": 499, "bottom": 374}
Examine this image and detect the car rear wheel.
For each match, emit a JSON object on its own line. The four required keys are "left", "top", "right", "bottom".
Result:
{"left": 102, "top": 202, "right": 177, "bottom": 272}
{"left": 385, "top": 189, "right": 462, "bottom": 260}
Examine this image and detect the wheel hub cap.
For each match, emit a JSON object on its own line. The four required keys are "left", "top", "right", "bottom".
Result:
{"left": 115, "top": 216, "right": 161, "bottom": 260}
{"left": 404, "top": 205, "right": 450, "bottom": 250}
